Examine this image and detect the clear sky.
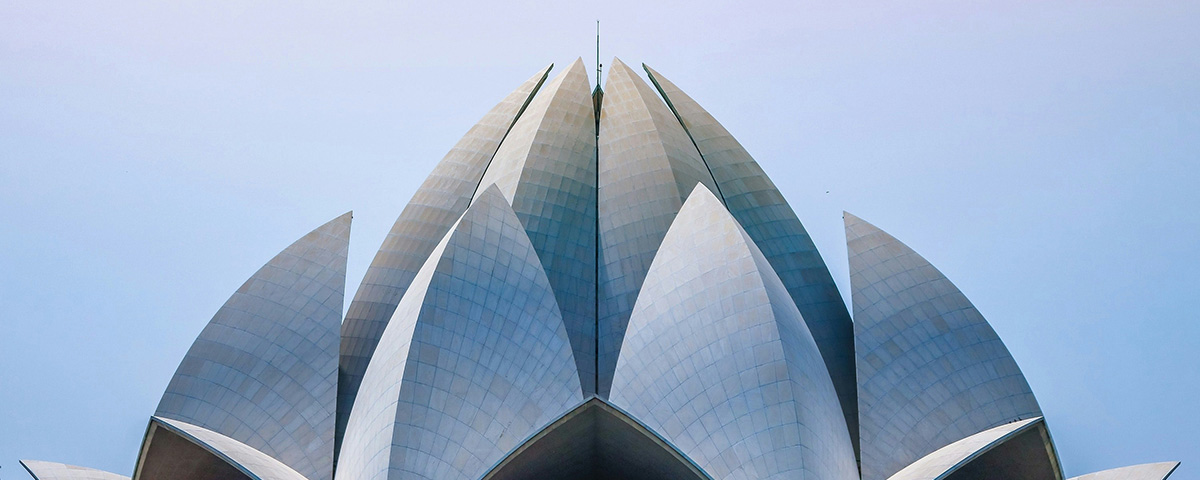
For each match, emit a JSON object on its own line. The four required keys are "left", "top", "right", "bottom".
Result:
{"left": 1, "top": 1, "right": 1197, "bottom": 478}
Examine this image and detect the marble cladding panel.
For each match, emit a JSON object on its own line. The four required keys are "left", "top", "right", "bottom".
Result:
{"left": 474, "top": 59, "right": 597, "bottom": 395}
{"left": 611, "top": 186, "right": 856, "bottom": 480}
{"left": 644, "top": 65, "right": 859, "bottom": 452}
{"left": 337, "top": 187, "right": 582, "bottom": 480}
{"left": 847, "top": 212, "right": 1042, "bottom": 480}
{"left": 337, "top": 65, "right": 552, "bottom": 447}
{"left": 157, "top": 213, "right": 350, "bottom": 480}
{"left": 596, "top": 58, "right": 719, "bottom": 396}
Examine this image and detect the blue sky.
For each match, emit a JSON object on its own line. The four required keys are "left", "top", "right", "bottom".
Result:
{"left": 2, "top": 1, "right": 1197, "bottom": 478}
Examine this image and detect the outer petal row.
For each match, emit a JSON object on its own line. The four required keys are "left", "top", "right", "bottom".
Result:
{"left": 846, "top": 212, "right": 1044, "bottom": 480}
{"left": 155, "top": 212, "right": 350, "bottom": 480}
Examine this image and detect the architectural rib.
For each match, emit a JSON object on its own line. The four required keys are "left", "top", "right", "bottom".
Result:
{"left": 336, "top": 186, "right": 583, "bottom": 480}
{"left": 644, "top": 64, "right": 860, "bottom": 453}
{"left": 156, "top": 212, "right": 350, "bottom": 480}
{"left": 336, "top": 64, "right": 552, "bottom": 448}
{"left": 886, "top": 417, "right": 1060, "bottom": 480}
{"left": 472, "top": 58, "right": 598, "bottom": 395}
{"left": 1069, "top": 462, "right": 1181, "bottom": 480}
{"left": 611, "top": 185, "right": 857, "bottom": 480}
{"left": 595, "top": 57, "right": 719, "bottom": 396}
{"left": 19, "top": 461, "right": 127, "bottom": 480}
{"left": 846, "top": 212, "right": 1043, "bottom": 480}
{"left": 136, "top": 416, "right": 308, "bottom": 480}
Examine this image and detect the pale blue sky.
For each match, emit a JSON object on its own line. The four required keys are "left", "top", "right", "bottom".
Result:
{"left": 2, "top": 1, "right": 1197, "bottom": 478}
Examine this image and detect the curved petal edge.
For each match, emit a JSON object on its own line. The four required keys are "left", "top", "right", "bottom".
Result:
{"left": 481, "top": 398, "right": 711, "bottom": 480}
{"left": 473, "top": 58, "right": 598, "bottom": 394}
{"left": 644, "top": 63, "right": 859, "bottom": 454}
{"left": 595, "top": 57, "right": 720, "bottom": 396}
{"left": 337, "top": 63, "right": 553, "bottom": 449}
{"left": 337, "top": 185, "right": 583, "bottom": 480}
{"left": 847, "top": 212, "right": 1043, "bottom": 480}
{"left": 135, "top": 416, "right": 307, "bottom": 480}
{"left": 20, "top": 460, "right": 128, "bottom": 480}
{"left": 156, "top": 212, "right": 350, "bottom": 480}
{"left": 1069, "top": 462, "right": 1182, "bottom": 480}
{"left": 887, "top": 417, "right": 1062, "bottom": 480}
{"left": 611, "top": 185, "right": 857, "bottom": 480}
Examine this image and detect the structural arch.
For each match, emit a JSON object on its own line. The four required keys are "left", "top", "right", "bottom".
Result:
{"left": 133, "top": 416, "right": 307, "bottom": 480}
{"left": 481, "top": 398, "right": 710, "bottom": 480}
{"left": 887, "top": 417, "right": 1062, "bottom": 480}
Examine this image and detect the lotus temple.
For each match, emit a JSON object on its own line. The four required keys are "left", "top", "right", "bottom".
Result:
{"left": 19, "top": 58, "right": 1181, "bottom": 480}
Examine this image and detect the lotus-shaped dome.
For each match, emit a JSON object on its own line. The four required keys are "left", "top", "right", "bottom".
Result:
{"left": 20, "top": 59, "right": 1179, "bottom": 480}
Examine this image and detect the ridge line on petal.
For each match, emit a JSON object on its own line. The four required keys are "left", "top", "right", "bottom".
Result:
{"left": 642, "top": 63, "right": 727, "bottom": 207}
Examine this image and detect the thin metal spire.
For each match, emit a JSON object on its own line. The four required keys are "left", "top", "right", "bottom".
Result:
{"left": 596, "top": 20, "right": 601, "bottom": 85}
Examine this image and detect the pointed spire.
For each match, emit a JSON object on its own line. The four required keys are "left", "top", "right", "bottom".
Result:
{"left": 596, "top": 20, "right": 602, "bottom": 86}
